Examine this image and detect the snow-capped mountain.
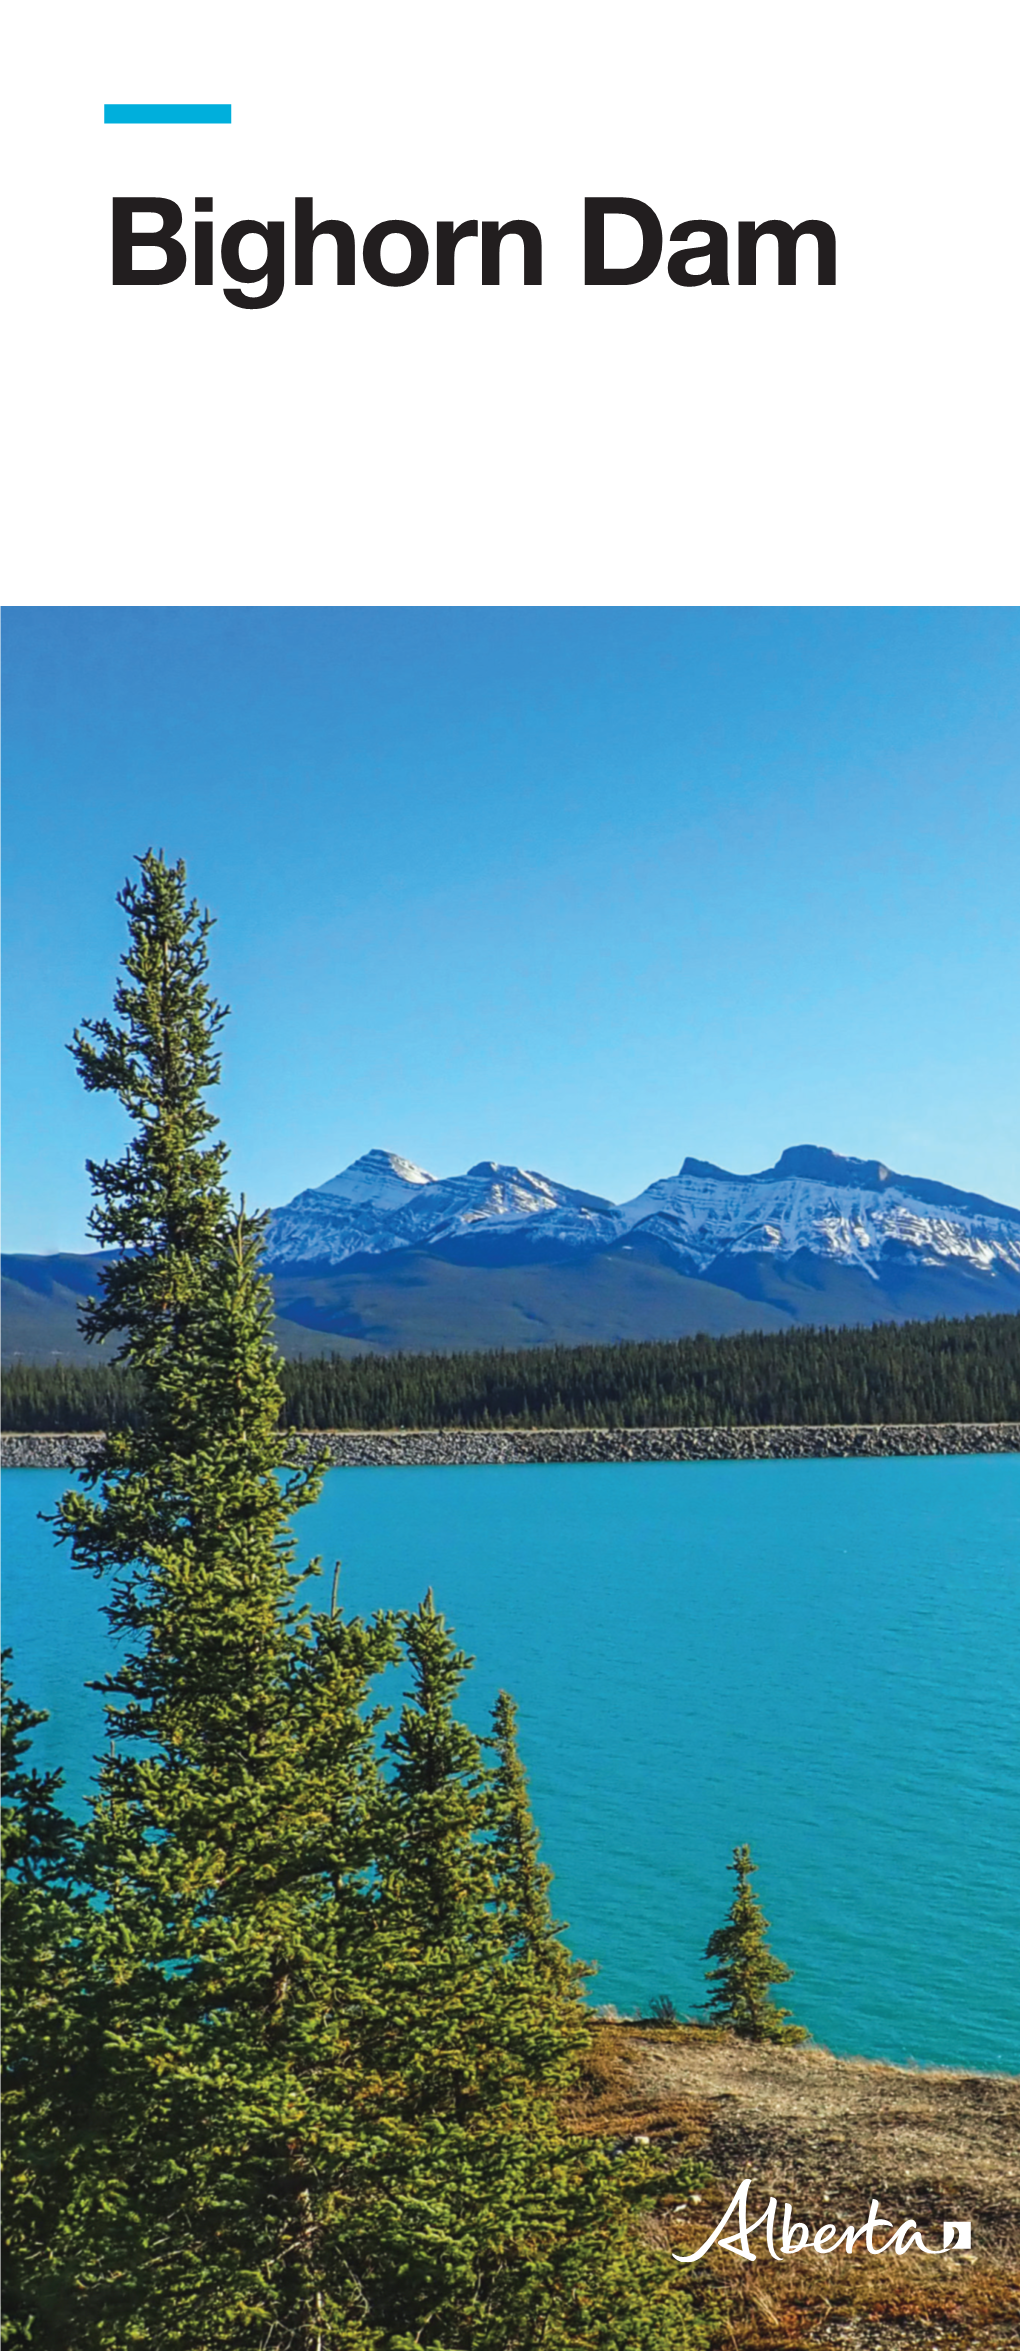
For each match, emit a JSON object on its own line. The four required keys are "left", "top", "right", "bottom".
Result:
{"left": 266, "top": 1143, "right": 1020, "bottom": 1296}
{"left": 310, "top": 1149, "right": 437, "bottom": 1209}
{"left": 268, "top": 1149, "right": 438, "bottom": 1264}
{"left": 267, "top": 1149, "right": 618, "bottom": 1267}
{"left": 613, "top": 1147, "right": 1020, "bottom": 1285}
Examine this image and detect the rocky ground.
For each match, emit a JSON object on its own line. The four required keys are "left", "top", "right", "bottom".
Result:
{"left": 562, "top": 2025, "right": 1020, "bottom": 2348}
{"left": 3, "top": 1423, "right": 1018, "bottom": 1470}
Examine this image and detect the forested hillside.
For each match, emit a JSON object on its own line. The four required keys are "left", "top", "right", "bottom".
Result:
{"left": 5, "top": 1312, "right": 1018, "bottom": 1432}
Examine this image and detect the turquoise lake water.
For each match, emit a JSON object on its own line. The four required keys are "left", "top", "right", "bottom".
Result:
{"left": 3, "top": 1456, "right": 1019, "bottom": 2073}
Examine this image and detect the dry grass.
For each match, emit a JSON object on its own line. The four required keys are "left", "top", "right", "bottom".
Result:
{"left": 562, "top": 2025, "right": 1020, "bottom": 2347}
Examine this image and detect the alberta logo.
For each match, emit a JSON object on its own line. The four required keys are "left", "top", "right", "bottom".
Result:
{"left": 674, "top": 2180, "right": 973, "bottom": 2264}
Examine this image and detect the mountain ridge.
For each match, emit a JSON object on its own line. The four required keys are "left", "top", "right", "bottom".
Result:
{"left": 4, "top": 1145, "right": 1018, "bottom": 1364}
{"left": 678, "top": 1145, "right": 1018, "bottom": 1222}
{"left": 264, "top": 1143, "right": 1020, "bottom": 1289}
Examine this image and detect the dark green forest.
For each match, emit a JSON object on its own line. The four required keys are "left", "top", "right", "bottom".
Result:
{"left": 5, "top": 1311, "right": 1019, "bottom": 1433}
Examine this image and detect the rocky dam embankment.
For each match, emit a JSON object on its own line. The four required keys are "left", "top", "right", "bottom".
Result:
{"left": 3, "top": 1423, "right": 1018, "bottom": 1470}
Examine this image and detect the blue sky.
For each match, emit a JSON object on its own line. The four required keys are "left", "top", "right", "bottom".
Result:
{"left": 3, "top": 606, "right": 1018, "bottom": 1253}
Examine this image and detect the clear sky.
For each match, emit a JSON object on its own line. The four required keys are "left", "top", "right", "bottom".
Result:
{"left": 3, "top": 606, "right": 1018, "bottom": 1253}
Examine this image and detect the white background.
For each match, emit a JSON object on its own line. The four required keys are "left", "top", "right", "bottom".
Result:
{"left": 2, "top": 1, "right": 1018, "bottom": 604}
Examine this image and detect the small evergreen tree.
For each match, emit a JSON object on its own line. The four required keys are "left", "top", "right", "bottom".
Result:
{"left": 702, "top": 1844, "right": 808, "bottom": 2044}
{"left": 488, "top": 1688, "right": 580, "bottom": 1996}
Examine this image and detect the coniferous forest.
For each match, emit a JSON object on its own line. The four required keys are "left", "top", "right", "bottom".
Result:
{"left": 1, "top": 856, "right": 709, "bottom": 2349}
{"left": 4, "top": 1311, "right": 1018, "bottom": 1433}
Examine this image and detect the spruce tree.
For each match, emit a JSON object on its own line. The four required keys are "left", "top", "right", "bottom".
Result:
{"left": 488, "top": 1687, "right": 588, "bottom": 2031}
{"left": 702, "top": 1844, "right": 808, "bottom": 2044}
{"left": 489, "top": 1691, "right": 570, "bottom": 1976}
{"left": 337, "top": 1598, "right": 707, "bottom": 2348}
{"left": 23, "top": 854, "right": 396, "bottom": 2348}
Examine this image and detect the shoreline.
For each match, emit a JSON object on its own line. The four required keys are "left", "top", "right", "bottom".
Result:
{"left": 3, "top": 1421, "right": 1019, "bottom": 1470}
{"left": 567, "top": 2025, "right": 1020, "bottom": 2346}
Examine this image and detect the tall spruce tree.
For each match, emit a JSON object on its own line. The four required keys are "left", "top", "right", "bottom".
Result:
{"left": 21, "top": 855, "right": 395, "bottom": 2348}
{"left": 702, "top": 1844, "right": 808, "bottom": 2044}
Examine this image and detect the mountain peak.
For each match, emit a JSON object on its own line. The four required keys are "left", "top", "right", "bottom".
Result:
{"left": 310, "top": 1149, "right": 436, "bottom": 1206}
{"left": 355, "top": 1148, "right": 435, "bottom": 1183}
{"left": 773, "top": 1145, "right": 892, "bottom": 1186}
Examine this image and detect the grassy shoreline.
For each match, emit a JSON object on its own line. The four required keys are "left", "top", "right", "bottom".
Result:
{"left": 568, "top": 2024, "right": 1020, "bottom": 2347}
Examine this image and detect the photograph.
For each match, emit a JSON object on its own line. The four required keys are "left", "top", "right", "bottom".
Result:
{"left": 2, "top": 604, "right": 1018, "bottom": 2347}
